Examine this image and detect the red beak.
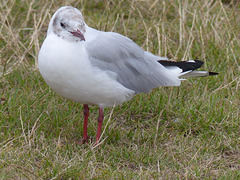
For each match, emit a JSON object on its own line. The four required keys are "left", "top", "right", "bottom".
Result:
{"left": 70, "top": 29, "right": 85, "bottom": 41}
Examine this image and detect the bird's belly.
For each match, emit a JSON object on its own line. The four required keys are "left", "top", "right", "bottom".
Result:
{"left": 43, "top": 67, "right": 134, "bottom": 107}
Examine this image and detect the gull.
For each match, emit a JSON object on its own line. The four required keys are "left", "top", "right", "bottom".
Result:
{"left": 38, "top": 6, "right": 218, "bottom": 144}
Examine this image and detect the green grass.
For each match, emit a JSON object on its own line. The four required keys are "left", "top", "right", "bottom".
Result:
{"left": 1, "top": 0, "right": 240, "bottom": 179}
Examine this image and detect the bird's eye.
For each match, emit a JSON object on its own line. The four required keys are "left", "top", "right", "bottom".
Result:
{"left": 60, "top": 22, "right": 66, "bottom": 28}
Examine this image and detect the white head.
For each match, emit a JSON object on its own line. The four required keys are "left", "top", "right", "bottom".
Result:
{"left": 47, "top": 6, "right": 86, "bottom": 42}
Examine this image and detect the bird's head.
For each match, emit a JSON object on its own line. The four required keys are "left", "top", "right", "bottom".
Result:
{"left": 48, "top": 6, "right": 86, "bottom": 42}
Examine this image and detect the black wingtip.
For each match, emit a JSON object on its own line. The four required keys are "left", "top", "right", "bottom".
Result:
{"left": 193, "top": 60, "right": 204, "bottom": 66}
{"left": 158, "top": 59, "right": 204, "bottom": 72}
{"left": 209, "top": 72, "right": 219, "bottom": 76}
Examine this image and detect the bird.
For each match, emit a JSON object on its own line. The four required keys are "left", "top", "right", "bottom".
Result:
{"left": 38, "top": 6, "right": 218, "bottom": 145}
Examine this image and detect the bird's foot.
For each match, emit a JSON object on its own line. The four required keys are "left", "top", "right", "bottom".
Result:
{"left": 80, "top": 136, "right": 92, "bottom": 144}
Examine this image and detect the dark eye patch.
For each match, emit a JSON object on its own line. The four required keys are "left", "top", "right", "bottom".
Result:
{"left": 60, "top": 22, "right": 66, "bottom": 28}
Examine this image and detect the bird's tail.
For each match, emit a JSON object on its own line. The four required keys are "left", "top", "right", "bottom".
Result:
{"left": 158, "top": 60, "right": 218, "bottom": 78}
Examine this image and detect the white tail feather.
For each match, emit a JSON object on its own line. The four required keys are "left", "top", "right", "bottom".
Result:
{"left": 179, "top": 71, "right": 212, "bottom": 78}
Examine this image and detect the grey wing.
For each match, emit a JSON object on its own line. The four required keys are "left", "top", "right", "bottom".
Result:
{"left": 85, "top": 31, "right": 180, "bottom": 93}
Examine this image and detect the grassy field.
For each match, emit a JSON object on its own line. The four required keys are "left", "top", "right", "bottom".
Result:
{"left": 0, "top": 0, "right": 239, "bottom": 179}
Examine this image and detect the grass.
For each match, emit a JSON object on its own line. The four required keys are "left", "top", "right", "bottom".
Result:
{"left": 0, "top": 0, "right": 240, "bottom": 179}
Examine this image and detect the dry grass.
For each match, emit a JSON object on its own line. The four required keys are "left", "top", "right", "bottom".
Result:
{"left": 1, "top": 0, "right": 240, "bottom": 179}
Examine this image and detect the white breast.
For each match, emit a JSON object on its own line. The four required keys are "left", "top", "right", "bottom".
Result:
{"left": 38, "top": 34, "right": 135, "bottom": 107}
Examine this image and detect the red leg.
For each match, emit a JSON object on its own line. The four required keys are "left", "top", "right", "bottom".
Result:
{"left": 96, "top": 107, "right": 104, "bottom": 145}
{"left": 82, "top": 104, "right": 90, "bottom": 143}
